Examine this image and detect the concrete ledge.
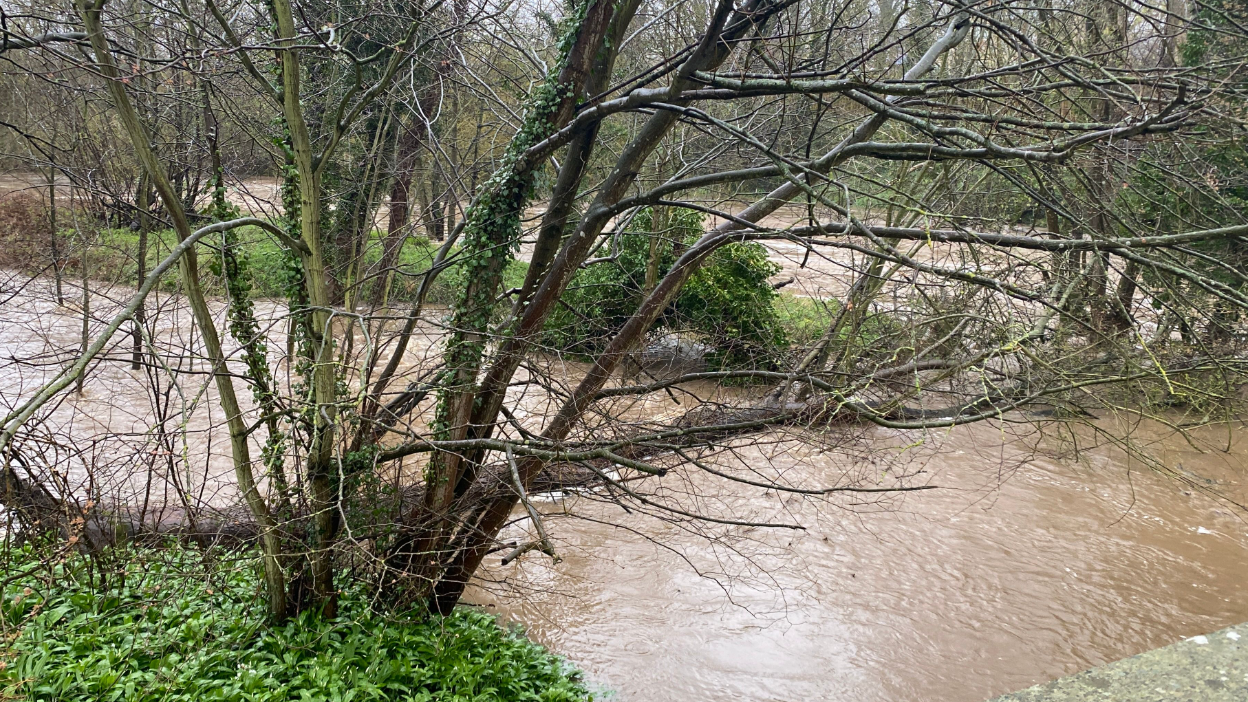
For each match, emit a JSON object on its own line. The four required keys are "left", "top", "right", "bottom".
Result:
{"left": 988, "top": 622, "right": 1246, "bottom": 701}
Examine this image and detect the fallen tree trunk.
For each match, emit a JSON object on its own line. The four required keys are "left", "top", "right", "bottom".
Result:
{"left": 1, "top": 380, "right": 1063, "bottom": 554}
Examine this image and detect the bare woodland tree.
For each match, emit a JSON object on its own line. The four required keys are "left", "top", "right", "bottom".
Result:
{"left": 2, "top": 0, "right": 1247, "bottom": 621}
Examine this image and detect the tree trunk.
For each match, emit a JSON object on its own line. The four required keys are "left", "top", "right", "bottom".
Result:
{"left": 131, "top": 172, "right": 150, "bottom": 370}
{"left": 1086, "top": 0, "right": 1129, "bottom": 336}
{"left": 407, "top": 0, "right": 627, "bottom": 595}
{"left": 428, "top": 169, "right": 446, "bottom": 242}
{"left": 372, "top": 122, "right": 424, "bottom": 305}
{"left": 77, "top": 219, "right": 89, "bottom": 395}
{"left": 48, "top": 162, "right": 64, "bottom": 305}
{"left": 1108, "top": 260, "right": 1139, "bottom": 333}
{"left": 271, "top": 0, "right": 340, "bottom": 617}
{"left": 644, "top": 205, "right": 667, "bottom": 295}
{"left": 77, "top": 0, "right": 288, "bottom": 621}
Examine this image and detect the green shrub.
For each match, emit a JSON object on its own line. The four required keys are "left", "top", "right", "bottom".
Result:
{"left": 678, "top": 238, "right": 787, "bottom": 369}
{"left": 1, "top": 547, "right": 592, "bottom": 702}
{"left": 542, "top": 207, "right": 787, "bottom": 369}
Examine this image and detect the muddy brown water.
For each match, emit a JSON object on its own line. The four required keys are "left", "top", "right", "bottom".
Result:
{"left": 3, "top": 270, "right": 1247, "bottom": 702}
{"left": 471, "top": 420, "right": 1248, "bottom": 702}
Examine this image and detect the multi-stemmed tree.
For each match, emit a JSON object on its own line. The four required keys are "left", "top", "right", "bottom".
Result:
{"left": 3, "top": 0, "right": 1247, "bottom": 621}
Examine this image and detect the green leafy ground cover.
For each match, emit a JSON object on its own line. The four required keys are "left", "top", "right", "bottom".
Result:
{"left": 0, "top": 548, "right": 592, "bottom": 702}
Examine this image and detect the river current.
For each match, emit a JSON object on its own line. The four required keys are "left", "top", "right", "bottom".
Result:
{"left": 475, "top": 421, "right": 1248, "bottom": 701}
{"left": 2, "top": 271, "right": 1246, "bottom": 702}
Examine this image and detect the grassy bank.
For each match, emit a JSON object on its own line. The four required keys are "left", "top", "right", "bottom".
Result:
{"left": 0, "top": 191, "right": 524, "bottom": 307}
{"left": 86, "top": 225, "right": 521, "bottom": 308}
{"left": 0, "top": 547, "right": 592, "bottom": 702}
{"left": 0, "top": 192, "right": 837, "bottom": 366}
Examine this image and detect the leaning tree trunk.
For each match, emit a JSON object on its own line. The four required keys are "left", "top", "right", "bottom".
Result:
{"left": 424, "top": 5, "right": 972, "bottom": 612}
{"left": 387, "top": 0, "right": 625, "bottom": 593}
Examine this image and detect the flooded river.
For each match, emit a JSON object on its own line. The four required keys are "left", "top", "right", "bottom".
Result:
{"left": 476, "top": 421, "right": 1248, "bottom": 702}
{"left": 3, "top": 270, "right": 1247, "bottom": 702}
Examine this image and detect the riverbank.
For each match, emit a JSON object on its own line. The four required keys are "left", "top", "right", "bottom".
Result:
{"left": 988, "top": 621, "right": 1247, "bottom": 701}
{"left": 0, "top": 546, "right": 593, "bottom": 702}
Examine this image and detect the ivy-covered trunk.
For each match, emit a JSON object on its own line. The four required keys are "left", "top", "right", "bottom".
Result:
{"left": 269, "top": 0, "right": 341, "bottom": 617}
{"left": 392, "top": 0, "right": 621, "bottom": 593}
{"left": 77, "top": 0, "right": 289, "bottom": 621}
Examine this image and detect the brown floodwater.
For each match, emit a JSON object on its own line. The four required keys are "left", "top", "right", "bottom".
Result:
{"left": 3, "top": 270, "right": 1246, "bottom": 702}
{"left": 475, "top": 420, "right": 1248, "bottom": 702}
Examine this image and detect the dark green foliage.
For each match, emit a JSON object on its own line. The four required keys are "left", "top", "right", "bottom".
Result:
{"left": 1121, "top": 0, "right": 1248, "bottom": 335}
{"left": 1, "top": 547, "right": 592, "bottom": 702}
{"left": 678, "top": 237, "right": 788, "bottom": 369}
{"left": 1124, "top": 148, "right": 1248, "bottom": 293}
{"left": 542, "top": 207, "right": 787, "bottom": 369}
{"left": 1183, "top": 0, "right": 1248, "bottom": 67}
